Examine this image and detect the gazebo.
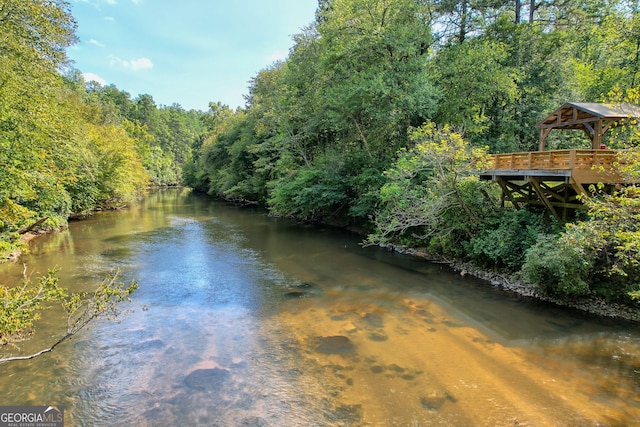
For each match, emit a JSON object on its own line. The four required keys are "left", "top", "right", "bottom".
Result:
{"left": 536, "top": 102, "right": 640, "bottom": 151}
{"left": 480, "top": 102, "right": 640, "bottom": 220}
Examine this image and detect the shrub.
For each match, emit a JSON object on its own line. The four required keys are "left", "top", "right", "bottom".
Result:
{"left": 522, "top": 186, "right": 640, "bottom": 303}
{"left": 522, "top": 234, "right": 592, "bottom": 297}
{"left": 466, "top": 209, "right": 555, "bottom": 270}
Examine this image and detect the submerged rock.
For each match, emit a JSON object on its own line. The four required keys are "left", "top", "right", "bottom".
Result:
{"left": 367, "top": 332, "right": 388, "bottom": 342}
{"left": 420, "top": 390, "right": 457, "bottom": 411}
{"left": 363, "top": 313, "right": 384, "bottom": 328}
{"left": 284, "top": 282, "right": 321, "bottom": 299}
{"left": 284, "top": 291, "right": 311, "bottom": 299}
{"left": 295, "top": 282, "right": 314, "bottom": 289}
{"left": 327, "top": 404, "right": 362, "bottom": 424}
{"left": 184, "top": 368, "right": 230, "bottom": 391}
{"left": 314, "top": 336, "right": 355, "bottom": 355}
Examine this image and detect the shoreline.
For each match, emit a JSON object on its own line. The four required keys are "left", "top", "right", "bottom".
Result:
{"left": 380, "top": 243, "right": 640, "bottom": 324}
{"left": 3, "top": 229, "right": 58, "bottom": 263}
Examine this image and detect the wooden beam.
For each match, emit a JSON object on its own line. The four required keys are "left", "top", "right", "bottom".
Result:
{"left": 496, "top": 177, "right": 521, "bottom": 209}
{"left": 570, "top": 176, "right": 590, "bottom": 200}
{"left": 583, "top": 121, "right": 595, "bottom": 136}
{"left": 529, "top": 177, "right": 561, "bottom": 221}
{"left": 537, "top": 117, "right": 599, "bottom": 129}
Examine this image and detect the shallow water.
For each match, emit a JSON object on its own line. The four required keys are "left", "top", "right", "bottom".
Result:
{"left": 1, "top": 188, "right": 639, "bottom": 426}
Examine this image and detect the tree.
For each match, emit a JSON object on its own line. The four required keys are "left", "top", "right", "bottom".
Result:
{"left": 366, "top": 122, "right": 493, "bottom": 252}
{"left": 431, "top": 37, "right": 519, "bottom": 145}
{"left": 569, "top": 6, "right": 640, "bottom": 100}
{"left": 0, "top": 0, "right": 80, "bottom": 248}
{"left": 316, "top": 0, "right": 438, "bottom": 158}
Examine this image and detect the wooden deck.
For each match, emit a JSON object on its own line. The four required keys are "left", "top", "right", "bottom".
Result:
{"left": 479, "top": 149, "right": 627, "bottom": 220}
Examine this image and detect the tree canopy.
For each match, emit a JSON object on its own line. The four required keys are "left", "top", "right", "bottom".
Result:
{"left": 184, "top": 0, "right": 640, "bottom": 303}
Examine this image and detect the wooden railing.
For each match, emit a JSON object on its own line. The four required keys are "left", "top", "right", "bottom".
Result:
{"left": 490, "top": 149, "right": 620, "bottom": 171}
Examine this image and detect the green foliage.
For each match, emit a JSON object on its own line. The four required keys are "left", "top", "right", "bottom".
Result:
{"left": 268, "top": 149, "right": 350, "bottom": 221}
{"left": 580, "top": 187, "right": 640, "bottom": 301}
{"left": 366, "top": 123, "right": 493, "bottom": 248}
{"left": 570, "top": 9, "right": 640, "bottom": 100}
{"left": 466, "top": 209, "right": 555, "bottom": 270}
{"left": 316, "top": 0, "right": 438, "bottom": 157}
{"left": 0, "top": 268, "right": 66, "bottom": 345}
{"left": 0, "top": 269, "right": 138, "bottom": 362}
{"left": 523, "top": 185, "right": 640, "bottom": 302}
{"left": 0, "top": 0, "right": 79, "bottom": 238}
{"left": 522, "top": 234, "right": 592, "bottom": 298}
{"left": 431, "top": 38, "right": 519, "bottom": 140}
{"left": 195, "top": 110, "right": 266, "bottom": 202}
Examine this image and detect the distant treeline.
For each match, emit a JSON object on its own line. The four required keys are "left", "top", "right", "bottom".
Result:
{"left": 2, "top": 0, "right": 640, "bottom": 304}
{"left": 0, "top": 0, "right": 207, "bottom": 257}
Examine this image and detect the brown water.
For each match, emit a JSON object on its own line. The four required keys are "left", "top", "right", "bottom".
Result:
{"left": 0, "top": 188, "right": 639, "bottom": 426}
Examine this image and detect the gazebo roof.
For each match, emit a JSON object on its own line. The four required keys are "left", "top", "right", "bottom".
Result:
{"left": 535, "top": 102, "right": 640, "bottom": 150}
{"left": 536, "top": 102, "right": 640, "bottom": 129}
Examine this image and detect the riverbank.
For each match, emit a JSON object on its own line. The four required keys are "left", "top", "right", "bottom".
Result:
{"left": 2, "top": 228, "right": 61, "bottom": 263}
{"left": 381, "top": 243, "right": 640, "bottom": 323}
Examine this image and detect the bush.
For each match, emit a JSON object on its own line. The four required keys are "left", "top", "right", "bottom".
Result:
{"left": 367, "top": 122, "right": 493, "bottom": 249}
{"left": 522, "top": 187, "right": 640, "bottom": 303}
{"left": 466, "top": 209, "right": 555, "bottom": 270}
{"left": 268, "top": 163, "right": 348, "bottom": 221}
{"left": 522, "top": 234, "right": 592, "bottom": 297}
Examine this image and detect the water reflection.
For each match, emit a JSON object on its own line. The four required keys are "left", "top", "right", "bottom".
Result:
{"left": 0, "top": 188, "right": 639, "bottom": 425}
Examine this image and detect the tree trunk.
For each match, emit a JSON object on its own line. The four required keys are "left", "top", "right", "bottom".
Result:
{"left": 529, "top": 0, "right": 536, "bottom": 23}
{"left": 515, "top": 0, "right": 522, "bottom": 23}
{"left": 350, "top": 115, "right": 372, "bottom": 158}
{"left": 459, "top": 0, "right": 468, "bottom": 43}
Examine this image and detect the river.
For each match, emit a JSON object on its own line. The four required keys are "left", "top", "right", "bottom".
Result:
{"left": 0, "top": 188, "right": 639, "bottom": 426}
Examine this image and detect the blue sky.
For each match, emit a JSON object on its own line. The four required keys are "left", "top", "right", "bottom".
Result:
{"left": 67, "top": 0, "right": 319, "bottom": 111}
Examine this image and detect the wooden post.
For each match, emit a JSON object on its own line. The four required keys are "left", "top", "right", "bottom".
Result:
{"left": 593, "top": 120, "right": 602, "bottom": 149}
{"left": 569, "top": 150, "right": 576, "bottom": 169}
{"left": 529, "top": 177, "right": 561, "bottom": 221}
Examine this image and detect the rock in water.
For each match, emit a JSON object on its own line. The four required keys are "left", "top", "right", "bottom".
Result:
{"left": 184, "top": 368, "right": 230, "bottom": 391}
{"left": 420, "top": 390, "right": 457, "bottom": 411}
{"left": 284, "top": 291, "right": 311, "bottom": 299}
{"left": 315, "top": 336, "right": 355, "bottom": 355}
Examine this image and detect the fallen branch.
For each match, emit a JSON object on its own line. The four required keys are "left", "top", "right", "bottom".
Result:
{"left": 18, "top": 217, "right": 49, "bottom": 234}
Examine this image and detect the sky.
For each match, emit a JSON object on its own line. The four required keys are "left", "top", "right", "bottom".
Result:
{"left": 67, "top": 0, "right": 319, "bottom": 111}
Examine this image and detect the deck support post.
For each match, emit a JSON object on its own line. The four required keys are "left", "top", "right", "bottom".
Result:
{"left": 528, "top": 177, "right": 562, "bottom": 221}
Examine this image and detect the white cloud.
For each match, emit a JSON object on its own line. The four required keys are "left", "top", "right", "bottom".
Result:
{"left": 104, "top": 16, "right": 115, "bottom": 22}
{"left": 82, "top": 72, "right": 107, "bottom": 86}
{"left": 130, "top": 57, "right": 153, "bottom": 70}
{"left": 105, "top": 0, "right": 117, "bottom": 4}
{"left": 88, "top": 38, "right": 105, "bottom": 48}
{"left": 109, "top": 55, "right": 154, "bottom": 71}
